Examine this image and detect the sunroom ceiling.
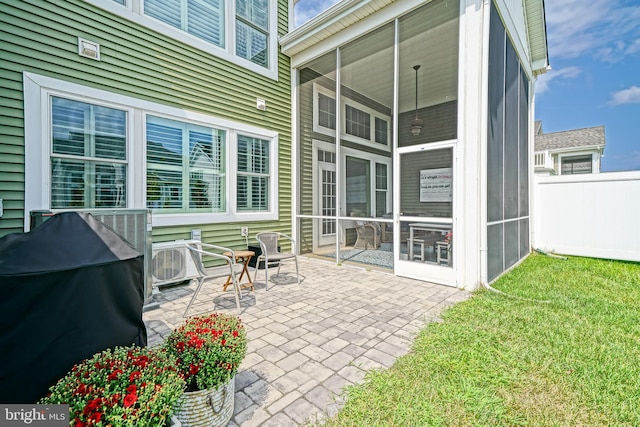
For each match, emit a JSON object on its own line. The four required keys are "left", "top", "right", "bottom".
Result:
{"left": 291, "top": 1, "right": 459, "bottom": 114}
{"left": 283, "top": 0, "right": 550, "bottom": 96}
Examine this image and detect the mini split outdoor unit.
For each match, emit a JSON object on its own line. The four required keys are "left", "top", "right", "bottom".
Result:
{"left": 151, "top": 240, "right": 200, "bottom": 287}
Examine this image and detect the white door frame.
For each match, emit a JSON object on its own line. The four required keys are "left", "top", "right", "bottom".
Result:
{"left": 393, "top": 141, "right": 457, "bottom": 286}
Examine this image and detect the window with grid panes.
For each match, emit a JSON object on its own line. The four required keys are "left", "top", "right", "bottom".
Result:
{"left": 345, "top": 104, "right": 370, "bottom": 140}
{"left": 318, "top": 93, "right": 336, "bottom": 130}
{"left": 237, "top": 135, "right": 269, "bottom": 210}
{"left": 561, "top": 155, "right": 592, "bottom": 175}
{"left": 51, "top": 97, "right": 127, "bottom": 209}
{"left": 146, "top": 116, "right": 225, "bottom": 213}
{"left": 375, "top": 117, "right": 388, "bottom": 145}
{"left": 318, "top": 149, "right": 336, "bottom": 235}
{"left": 235, "top": 0, "right": 269, "bottom": 67}
{"left": 375, "top": 162, "right": 388, "bottom": 217}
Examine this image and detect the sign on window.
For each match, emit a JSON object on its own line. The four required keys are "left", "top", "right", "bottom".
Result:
{"left": 419, "top": 167, "right": 452, "bottom": 202}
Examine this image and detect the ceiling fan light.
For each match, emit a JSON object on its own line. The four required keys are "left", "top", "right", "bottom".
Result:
{"left": 410, "top": 118, "right": 423, "bottom": 136}
{"left": 411, "top": 65, "right": 423, "bottom": 137}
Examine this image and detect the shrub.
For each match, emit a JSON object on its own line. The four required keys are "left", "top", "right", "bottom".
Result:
{"left": 40, "top": 346, "right": 184, "bottom": 427}
{"left": 164, "top": 313, "right": 247, "bottom": 392}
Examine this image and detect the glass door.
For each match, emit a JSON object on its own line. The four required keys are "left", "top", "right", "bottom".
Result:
{"left": 394, "top": 146, "right": 455, "bottom": 285}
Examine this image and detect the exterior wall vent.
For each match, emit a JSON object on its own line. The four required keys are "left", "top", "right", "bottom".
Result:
{"left": 78, "top": 38, "right": 100, "bottom": 60}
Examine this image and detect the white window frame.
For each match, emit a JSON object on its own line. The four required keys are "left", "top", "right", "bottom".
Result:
{"left": 558, "top": 151, "right": 597, "bottom": 175}
{"left": 23, "top": 72, "right": 278, "bottom": 230}
{"left": 83, "top": 0, "right": 278, "bottom": 80}
{"left": 339, "top": 146, "right": 392, "bottom": 217}
{"left": 312, "top": 83, "right": 391, "bottom": 152}
{"left": 144, "top": 114, "right": 227, "bottom": 214}
{"left": 49, "top": 97, "right": 130, "bottom": 210}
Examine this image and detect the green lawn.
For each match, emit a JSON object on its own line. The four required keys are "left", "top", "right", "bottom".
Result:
{"left": 324, "top": 253, "right": 640, "bottom": 426}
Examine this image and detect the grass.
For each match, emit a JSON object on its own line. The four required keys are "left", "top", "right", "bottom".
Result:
{"left": 323, "top": 253, "right": 640, "bottom": 426}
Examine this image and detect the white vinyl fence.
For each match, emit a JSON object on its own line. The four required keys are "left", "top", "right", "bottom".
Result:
{"left": 534, "top": 171, "right": 640, "bottom": 262}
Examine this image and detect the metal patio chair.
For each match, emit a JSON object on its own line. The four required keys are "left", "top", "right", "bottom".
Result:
{"left": 253, "top": 232, "right": 301, "bottom": 290}
{"left": 184, "top": 242, "right": 244, "bottom": 317}
{"left": 354, "top": 222, "right": 381, "bottom": 249}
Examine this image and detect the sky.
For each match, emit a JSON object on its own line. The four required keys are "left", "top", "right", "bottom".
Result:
{"left": 294, "top": 0, "right": 640, "bottom": 172}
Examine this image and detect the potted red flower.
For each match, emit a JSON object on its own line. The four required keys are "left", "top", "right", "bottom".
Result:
{"left": 164, "top": 313, "right": 247, "bottom": 427}
{"left": 40, "top": 346, "right": 185, "bottom": 426}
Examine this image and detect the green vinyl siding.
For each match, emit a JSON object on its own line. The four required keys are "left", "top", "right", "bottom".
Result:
{"left": 0, "top": 0, "right": 292, "bottom": 244}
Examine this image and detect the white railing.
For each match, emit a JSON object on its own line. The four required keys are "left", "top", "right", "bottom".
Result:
{"left": 534, "top": 151, "right": 551, "bottom": 169}
{"left": 533, "top": 172, "right": 640, "bottom": 261}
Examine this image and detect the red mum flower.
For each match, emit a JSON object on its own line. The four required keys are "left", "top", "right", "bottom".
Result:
{"left": 74, "top": 383, "right": 88, "bottom": 396}
{"left": 126, "top": 384, "right": 137, "bottom": 394}
{"left": 221, "top": 339, "right": 226, "bottom": 346}
{"left": 232, "top": 330, "right": 239, "bottom": 338}
{"left": 189, "top": 364, "right": 199, "bottom": 375}
{"left": 108, "top": 369, "right": 123, "bottom": 381}
{"left": 129, "top": 371, "right": 141, "bottom": 382}
{"left": 88, "top": 412, "right": 103, "bottom": 423}
{"left": 123, "top": 393, "right": 137, "bottom": 408}
{"left": 132, "top": 355, "right": 149, "bottom": 368}
{"left": 111, "top": 393, "right": 122, "bottom": 405}
{"left": 83, "top": 398, "right": 102, "bottom": 415}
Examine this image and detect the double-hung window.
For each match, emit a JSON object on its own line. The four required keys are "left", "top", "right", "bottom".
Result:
{"left": 375, "top": 162, "right": 388, "bottom": 217}
{"left": 146, "top": 116, "right": 226, "bottom": 213}
{"left": 24, "top": 73, "right": 278, "bottom": 229}
{"left": 235, "top": 0, "right": 269, "bottom": 67}
{"left": 237, "top": 135, "right": 270, "bottom": 211}
{"left": 50, "top": 97, "right": 127, "bottom": 209}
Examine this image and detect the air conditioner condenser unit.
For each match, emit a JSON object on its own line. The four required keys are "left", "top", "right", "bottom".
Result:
{"left": 151, "top": 240, "right": 200, "bottom": 287}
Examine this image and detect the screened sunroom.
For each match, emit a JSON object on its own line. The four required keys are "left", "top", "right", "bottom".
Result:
{"left": 282, "top": 0, "right": 548, "bottom": 288}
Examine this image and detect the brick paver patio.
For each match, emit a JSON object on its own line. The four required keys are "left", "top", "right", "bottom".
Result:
{"left": 143, "top": 256, "right": 470, "bottom": 426}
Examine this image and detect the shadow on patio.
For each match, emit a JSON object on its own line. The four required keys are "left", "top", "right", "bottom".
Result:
{"left": 143, "top": 256, "right": 470, "bottom": 426}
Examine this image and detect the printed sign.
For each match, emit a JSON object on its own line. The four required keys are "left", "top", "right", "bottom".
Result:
{"left": 419, "top": 167, "right": 452, "bottom": 202}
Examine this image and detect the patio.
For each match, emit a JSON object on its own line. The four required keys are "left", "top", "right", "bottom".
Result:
{"left": 144, "top": 256, "right": 470, "bottom": 426}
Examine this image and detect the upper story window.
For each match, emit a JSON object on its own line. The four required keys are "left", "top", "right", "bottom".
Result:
{"left": 92, "top": 0, "right": 277, "bottom": 78}
{"left": 318, "top": 93, "right": 336, "bottom": 130}
{"left": 144, "top": 0, "right": 225, "bottom": 47}
{"left": 345, "top": 105, "right": 370, "bottom": 140}
{"left": 236, "top": 0, "right": 269, "bottom": 67}
{"left": 313, "top": 83, "right": 390, "bottom": 152}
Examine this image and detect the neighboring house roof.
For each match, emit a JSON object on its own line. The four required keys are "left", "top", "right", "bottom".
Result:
{"left": 534, "top": 120, "right": 543, "bottom": 135}
{"left": 535, "top": 125, "right": 606, "bottom": 152}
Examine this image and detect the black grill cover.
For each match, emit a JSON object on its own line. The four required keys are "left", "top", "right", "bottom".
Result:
{"left": 0, "top": 212, "right": 147, "bottom": 403}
